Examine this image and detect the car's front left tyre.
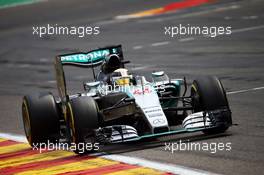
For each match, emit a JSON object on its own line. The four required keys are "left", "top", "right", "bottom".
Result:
{"left": 67, "top": 96, "right": 99, "bottom": 154}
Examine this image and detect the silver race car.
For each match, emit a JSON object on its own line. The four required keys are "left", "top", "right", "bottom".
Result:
{"left": 22, "top": 45, "right": 232, "bottom": 153}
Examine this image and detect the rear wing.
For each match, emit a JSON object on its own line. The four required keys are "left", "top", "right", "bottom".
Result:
{"left": 54, "top": 45, "right": 123, "bottom": 100}
{"left": 58, "top": 45, "right": 123, "bottom": 67}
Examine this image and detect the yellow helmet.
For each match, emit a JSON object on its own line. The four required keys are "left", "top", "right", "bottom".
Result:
{"left": 112, "top": 68, "right": 132, "bottom": 86}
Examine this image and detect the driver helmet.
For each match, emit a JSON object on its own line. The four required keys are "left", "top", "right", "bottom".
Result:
{"left": 111, "top": 68, "right": 132, "bottom": 86}
{"left": 101, "top": 54, "right": 121, "bottom": 74}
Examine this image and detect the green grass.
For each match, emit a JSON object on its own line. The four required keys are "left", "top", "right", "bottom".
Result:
{"left": 0, "top": 0, "right": 41, "bottom": 9}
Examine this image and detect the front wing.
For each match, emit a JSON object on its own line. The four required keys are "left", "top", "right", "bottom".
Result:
{"left": 95, "top": 108, "right": 232, "bottom": 144}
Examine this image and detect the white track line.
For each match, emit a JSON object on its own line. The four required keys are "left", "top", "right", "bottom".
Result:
{"left": 131, "top": 66, "right": 152, "bottom": 71}
{"left": 179, "top": 37, "right": 195, "bottom": 42}
{"left": 0, "top": 133, "right": 27, "bottom": 143}
{"left": 0, "top": 132, "right": 218, "bottom": 175}
{"left": 46, "top": 80, "right": 56, "bottom": 84}
{"left": 231, "top": 25, "right": 264, "bottom": 34}
{"left": 151, "top": 41, "right": 170, "bottom": 46}
{"left": 227, "top": 86, "right": 264, "bottom": 95}
{"left": 133, "top": 45, "right": 143, "bottom": 50}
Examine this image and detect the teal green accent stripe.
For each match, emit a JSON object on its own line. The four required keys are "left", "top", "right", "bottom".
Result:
{"left": 113, "top": 127, "right": 211, "bottom": 143}
{"left": 0, "top": 0, "right": 42, "bottom": 9}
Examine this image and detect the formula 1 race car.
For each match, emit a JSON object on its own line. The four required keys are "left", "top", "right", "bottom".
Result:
{"left": 22, "top": 45, "right": 232, "bottom": 153}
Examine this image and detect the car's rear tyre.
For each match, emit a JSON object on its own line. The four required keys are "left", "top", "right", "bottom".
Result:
{"left": 22, "top": 92, "right": 61, "bottom": 147}
{"left": 67, "top": 96, "right": 99, "bottom": 154}
{"left": 191, "top": 76, "right": 232, "bottom": 134}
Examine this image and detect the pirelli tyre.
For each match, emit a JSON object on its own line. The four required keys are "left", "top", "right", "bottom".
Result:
{"left": 67, "top": 96, "right": 99, "bottom": 154}
{"left": 22, "top": 92, "right": 61, "bottom": 147}
{"left": 191, "top": 76, "right": 232, "bottom": 134}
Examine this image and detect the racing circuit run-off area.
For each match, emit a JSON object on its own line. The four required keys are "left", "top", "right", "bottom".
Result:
{"left": 0, "top": 0, "right": 264, "bottom": 175}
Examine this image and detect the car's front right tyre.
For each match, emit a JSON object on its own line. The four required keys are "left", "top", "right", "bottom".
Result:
{"left": 191, "top": 76, "right": 232, "bottom": 134}
{"left": 22, "top": 92, "right": 61, "bottom": 147}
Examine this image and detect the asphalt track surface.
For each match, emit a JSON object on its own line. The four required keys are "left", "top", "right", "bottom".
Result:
{"left": 0, "top": 0, "right": 264, "bottom": 174}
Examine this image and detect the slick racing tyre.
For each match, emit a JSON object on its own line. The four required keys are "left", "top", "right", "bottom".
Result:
{"left": 22, "top": 92, "right": 61, "bottom": 147}
{"left": 191, "top": 76, "right": 232, "bottom": 134}
{"left": 67, "top": 96, "right": 99, "bottom": 154}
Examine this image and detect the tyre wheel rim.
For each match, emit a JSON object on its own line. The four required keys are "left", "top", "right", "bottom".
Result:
{"left": 191, "top": 84, "right": 201, "bottom": 112}
{"left": 67, "top": 103, "right": 76, "bottom": 143}
{"left": 22, "top": 100, "right": 32, "bottom": 144}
